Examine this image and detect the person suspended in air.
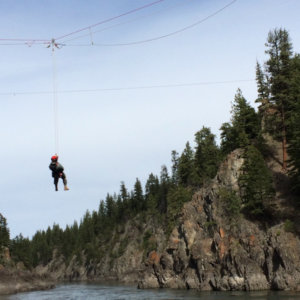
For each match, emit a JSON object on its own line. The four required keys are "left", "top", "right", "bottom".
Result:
{"left": 49, "top": 155, "right": 69, "bottom": 191}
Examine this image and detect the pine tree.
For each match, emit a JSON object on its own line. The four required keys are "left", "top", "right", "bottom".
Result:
{"left": 220, "top": 89, "right": 260, "bottom": 155}
{"left": 171, "top": 150, "right": 179, "bottom": 185}
{"left": 119, "top": 182, "right": 130, "bottom": 218}
{"left": 263, "top": 28, "right": 294, "bottom": 170}
{"left": 158, "top": 165, "right": 170, "bottom": 214}
{"left": 132, "top": 178, "right": 144, "bottom": 212}
{"left": 145, "top": 173, "right": 160, "bottom": 212}
{"left": 220, "top": 122, "right": 238, "bottom": 156}
{"left": 178, "top": 142, "right": 198, "bottom": 186}
{"left": 288, "top": 54, "right": 300, "bottom": 194}
{"left": 239, "top": 145, "right": 275, "bottom": 217}
{"left": 105, "top": 194, "right": 117, "bottom": 222}
{"left": 194, "top": 126, "right": 220, "bottom": 185}
{"left": 10, "top": 234, "right": 33, "bottom": 268}
{"left": 0, "top": 213, "right": 9, "bottom": 248}
{"left": 166, "top": 185, "right": 192, "bottom": 234}
{"left": 256, "top": 61, "right": 270, "bottom": 105}
{"left": 231, "top": 89, "right": 260, "bottom": 144}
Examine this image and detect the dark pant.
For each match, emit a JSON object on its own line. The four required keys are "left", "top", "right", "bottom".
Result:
{"left": 54, "top": 172, "right": 67, "bottom": 186}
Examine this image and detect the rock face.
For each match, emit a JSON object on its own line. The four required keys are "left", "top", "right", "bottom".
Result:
{"left": 0, "top": 247, "right": 55, "bottom": 295}
{"left": 35, "top": 221, "right": 147, "bottom": 284}
{"left": 0, "top": 268, "right": 55, "bottom": 295}
{"left": 39, "top": 149, "right": 300, "bottom": 291}
{"left": 138, "top": 149, "right": 300, "bottom": 291}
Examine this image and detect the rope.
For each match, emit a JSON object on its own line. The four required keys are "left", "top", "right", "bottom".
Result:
{"left": 52, "top": 40, "right": 59, "bottom": 154}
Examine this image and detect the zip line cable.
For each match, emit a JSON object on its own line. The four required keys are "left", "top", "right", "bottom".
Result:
{"left": 63, "top": 0, "right": 237, "bottom": 47}
{"left": 54, "top": 0, "right": 166, "bottom": 41}
{"left": 0, "top": 0, "right": 166, "bottom": 46}
{"left": 0, "top": 0, "right": 237, "bottom": 48}
{"left": 0, "top": 79, "right": 254, "bottom": 96}
{"left": 60, "top": 0, "right": 195, "bottom": 44}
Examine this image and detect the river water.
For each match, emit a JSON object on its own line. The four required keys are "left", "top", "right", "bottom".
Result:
{"left": 1, "top": 283, "right": 300, "bottom": 300}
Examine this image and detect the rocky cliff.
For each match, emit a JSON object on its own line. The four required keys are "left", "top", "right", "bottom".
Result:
{"left": 36, "top": 149, "right": 300, "bottom": 291}
{"left": 138, "top": 149, "right": 300, "bottom": 290}
{"left": 0, "top": 247, "right": 54, "bottom": 295}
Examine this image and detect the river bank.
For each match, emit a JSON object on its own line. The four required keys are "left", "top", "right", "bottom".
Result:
{"left": 0, "top": 268, "right": 55, "bottom": 296}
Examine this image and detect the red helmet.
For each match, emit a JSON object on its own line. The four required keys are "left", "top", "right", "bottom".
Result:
{"left": 51, "top": 155, "right": 58, "bottom": 161}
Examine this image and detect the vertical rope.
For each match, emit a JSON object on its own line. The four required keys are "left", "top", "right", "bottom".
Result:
{"left": 89, "top": 27, "right": 94, "bottom": 45}
{"left": 52, "top": 40, "right": 59, "bottom": 155}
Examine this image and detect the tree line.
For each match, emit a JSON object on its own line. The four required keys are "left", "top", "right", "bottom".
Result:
{"left": 1, "top": 28, "right": 299, "bottom": 269}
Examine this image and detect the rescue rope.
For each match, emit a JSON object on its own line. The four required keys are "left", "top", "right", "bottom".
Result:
{"left": 51, "top": 39, "right": 59, "bottom": 154}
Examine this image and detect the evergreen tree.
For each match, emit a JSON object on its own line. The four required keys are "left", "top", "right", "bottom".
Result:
{"left": 61, "top": 225, "right": 76, "bottom": 259}
{"left": 263, "top": 28, "right": 294, "bottom": 170}
{"left": 132, "top": 178, "right": 144, "bottom": 212}
{"left": 145, "top": 173, "right": 160, "bottom": 212}
{"left": 158, "top": 165, "right": 170, "bottom": 214}
{"left": 256, "top": 61, "right": 270, "bottom": 105}
{"left": 0, "top": 213, "right": 9, "bottom": 248}
{"left": 194, "top": 126, "right": 220, "bottom": 185}
{"left": 231, "top": 89, "right": 260, "bottom": 144}
{"left": 79, "top": 210, "right": 95, "bottom": 246}
{"left": 178, "top": 142, "right": 198, "bottom": 186}
{"left": 31, "top": 230, "right": 52, "bottom": 266}
{"left": 119, "top": 182, "right": 130, "bottom": 218}
{"left": 220, "top": 122, "right": 238, "bottom": 156}
{"left": 220, "top": 89, "right": 260, "bottom": 155}
{"left": 166, "top": 186, "right": 192, "bottom": 234}
{"left": 171, "top": 150, "right": 179, "bottom": 185}
{"left": 288, "top": 54, "right": 300, "bottom": 194}
{"left": 10, "top": 234, "right": 32, "bottom": 268}
{"left": 239, "top": 145, "right": 275, "bottom": 217}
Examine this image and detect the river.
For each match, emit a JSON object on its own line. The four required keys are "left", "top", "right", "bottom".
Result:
{"left": 1, "top": 283, "right": 300, "bottom": 300}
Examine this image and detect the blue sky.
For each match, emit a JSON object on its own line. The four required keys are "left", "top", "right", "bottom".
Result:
{"left": 1, "top": 0, "right": 300, "bottom": 238}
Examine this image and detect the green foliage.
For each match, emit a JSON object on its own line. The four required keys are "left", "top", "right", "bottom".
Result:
{"left": 10, "top": 234, "right": 32, "bottom": 268}
{"left": 142, "top": 230, "right": 157, "bottom": 254}
{"left": 220, "top": 89, "right": 260, "bottom": 155}
{"left": 178, "top": 142, "right": 198, "bottom": 186}
{"left": 239, "top": 145, "right": 275, "bottom": 217}
{"left": 256, "top": 61, "right": 270, "bottom": 104}
{"left": 287, "top": 54, "right": 300, "bottom": 195}
{"left": 265, "top": 28, "right": 293, "bottom": 121}
{"left": 171, "top": 150, "right": 179, "bottom": 185}
{"left": 132, "top": 178, "right": 145, "bottom": 213}
{"left": 157, "top": 165, "right": 170, "bottom": 214}
{"left": 145, "top": 173, "right": 160, "bottom": 213}
{"left": 218, "top": 188, "right": 241, "bottom": 221}
{"left": 166, "top": 186, "right": 193, "bottom": 235}
{"left": 0, "top": 213, "right": 10, "bottom": 248}
{"left": 284, "top": 219, "right": 295, "bottom": 233}
{"left": 194, "top": 127, "right": 221, "bottom": 185}
{"left": 257, "top": 28, "right": 299, "bottom": 170}
{"left": 117, "top": 238, "right": 129, "bottom": 257}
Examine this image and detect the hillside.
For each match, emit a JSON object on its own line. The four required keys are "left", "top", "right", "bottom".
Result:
{"left": 33, "top": 148, "right": 300, "bottom": 291}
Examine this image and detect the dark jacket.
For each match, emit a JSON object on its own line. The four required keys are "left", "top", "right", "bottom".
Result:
{"left": 49, "top": 162, "right": 64, "bottom": 177}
